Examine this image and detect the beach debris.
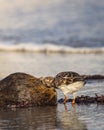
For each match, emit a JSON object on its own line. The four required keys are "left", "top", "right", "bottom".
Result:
{"left": 58, "top": 94, "right": 104, "bottom": 104}
{"left": 0, "top": 72, "right": 57, "bottom": 108}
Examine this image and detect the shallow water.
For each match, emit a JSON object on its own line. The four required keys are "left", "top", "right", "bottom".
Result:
{"left": 0, "top": 52, "right": 104, "bottom": 77}
{"left": 0, "top": 52, "right": 104, "bottom": 129}
{"left": 0, "top": 104, "right": 104, "bottom": 130}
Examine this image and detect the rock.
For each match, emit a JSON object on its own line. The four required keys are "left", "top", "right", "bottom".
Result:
{"left": 0, "top": 73, "right": 57, "bottom": 108}
{"left": 82, "top": 74, "right": 104, "bottom": 80}
{"left": 58, "top": 94, "right": 104, "bottom": 104}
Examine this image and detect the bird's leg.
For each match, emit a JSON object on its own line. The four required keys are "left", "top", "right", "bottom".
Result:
{"left": 63, "top": 95, "right": 67, "bottom": 104}
{"left": 72, "top": 92, "right": 76, "bottom": 104}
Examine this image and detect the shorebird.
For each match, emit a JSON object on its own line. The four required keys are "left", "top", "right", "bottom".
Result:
{"left": 54, "top": 71, "right": 86, "bottom": 104}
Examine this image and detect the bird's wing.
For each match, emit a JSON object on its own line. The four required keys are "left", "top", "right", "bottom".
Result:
{"left": 55, "top": 71, "right": 85, "bottom": 87}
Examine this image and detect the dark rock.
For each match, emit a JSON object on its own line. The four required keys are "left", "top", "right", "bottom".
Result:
{"left": 0, "top": 72, "right": 57, "bottom": 108}
{"left": 58, "top": 98, "right": 64, "bottom": 104}
{"left": 58, "top": 94, "right": 104, "bottom": 104}
{"left": 82, "top": 74, "right": 104, "bottom": 80}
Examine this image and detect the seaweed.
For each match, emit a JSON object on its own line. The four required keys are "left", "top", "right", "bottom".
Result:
{"left": 58, "top": 94, "right": 104, "bottom": 104}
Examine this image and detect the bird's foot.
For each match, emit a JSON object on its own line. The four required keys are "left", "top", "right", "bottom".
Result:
{"left": 72, "top": 99, "right": 75, "bottom": 105}
{"left": 63, "top": 96, "right": 67, "bottom": 104}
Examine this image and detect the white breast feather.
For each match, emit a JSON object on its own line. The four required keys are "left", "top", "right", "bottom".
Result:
{"left": 59, "top": 81, "right": 85, "bottom": 95}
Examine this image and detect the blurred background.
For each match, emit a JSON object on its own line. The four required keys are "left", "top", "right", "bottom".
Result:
{"left": 0, "top": 0, "right": 104, "bottom": 52}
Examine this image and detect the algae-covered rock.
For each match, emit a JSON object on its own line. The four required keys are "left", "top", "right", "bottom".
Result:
{"left": 0, "top": 73, "right": 57, "bottom": 108}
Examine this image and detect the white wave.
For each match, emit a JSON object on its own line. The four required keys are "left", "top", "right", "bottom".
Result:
{"left": 0, "top": 42, "right": 104, "bottom": 54}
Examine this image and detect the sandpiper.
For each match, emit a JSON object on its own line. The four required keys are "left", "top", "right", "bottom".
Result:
{"left": 54, "top": 71, "right": 86, "bottom": 104}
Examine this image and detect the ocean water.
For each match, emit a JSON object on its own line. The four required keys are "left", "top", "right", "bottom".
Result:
{"left": 0, "top": 0, "right": 104, "bottom": 130}
{"left": 0, "top": 0, "right": 104, "bottom": 53}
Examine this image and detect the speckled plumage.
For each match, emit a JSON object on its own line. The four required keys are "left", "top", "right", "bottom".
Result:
{"left": 55, "top": 71, "right": 85, "bottom": 87}
{"left": 54, "top": 71, "right": 86, "bottom": 104}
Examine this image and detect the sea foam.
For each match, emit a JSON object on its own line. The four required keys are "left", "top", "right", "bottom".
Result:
{"left": 0, "top": 42, "right": 104, "bottom": 54}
